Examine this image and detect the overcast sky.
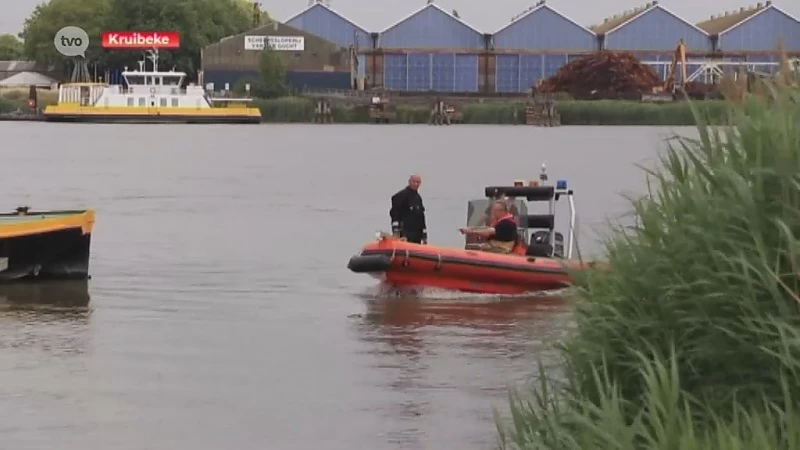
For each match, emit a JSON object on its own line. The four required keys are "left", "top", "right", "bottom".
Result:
{"left": 2, "top": 0, "right": 798, "bottom": 36}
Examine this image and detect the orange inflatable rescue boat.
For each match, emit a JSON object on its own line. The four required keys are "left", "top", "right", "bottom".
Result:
{"left": 348, "top": 172, "right": 596, "bottom": 295}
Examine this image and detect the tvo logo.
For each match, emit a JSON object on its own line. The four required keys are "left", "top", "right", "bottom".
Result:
{"left": 54, "top": 26, "right": 89, "bottom": 57}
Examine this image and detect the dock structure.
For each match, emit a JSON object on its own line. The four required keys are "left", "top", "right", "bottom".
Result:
{"left": 428, "top": 99, "right": 464, "bottom": 125}
{"left": 367, "top": 95, "right": 396, "bottom": 123}
{"left": 524, "top": 95, "right": 560, "bottom": 126}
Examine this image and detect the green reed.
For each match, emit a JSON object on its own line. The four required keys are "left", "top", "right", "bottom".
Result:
{"left": 252, "top": 96, "right": 730, "bottom": 125}
{"left": 0, "top": 87, "right": 58, "bottom": 113}
{"left": 495, "top": 83, "right": 800, "bottom": 449}
{"left": 559, "top": 100, "right": 728, "bottom": 125}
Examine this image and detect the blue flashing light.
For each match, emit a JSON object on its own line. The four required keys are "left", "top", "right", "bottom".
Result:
{"left": 556, "top": 179, "right": 567, "bottom": 190}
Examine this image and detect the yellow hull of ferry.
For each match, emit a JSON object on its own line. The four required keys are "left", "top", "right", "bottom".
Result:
{"left": 43, "top": 105, "right": 262, "bottom": 124}
{"left": 0, "top": 209, "right": 95, "bottom": 239}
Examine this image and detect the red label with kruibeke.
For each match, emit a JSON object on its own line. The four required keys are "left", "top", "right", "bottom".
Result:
{"left": 101, "top": 31, "right": 180, "bottom": 48}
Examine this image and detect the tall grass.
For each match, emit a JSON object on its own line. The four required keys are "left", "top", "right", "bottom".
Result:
{"left": 252, "top": 97, "right": 729, "bottom": 125}
{"left": 496, "top": 83, "right": 800, "bottom": 449}
{"left": 0, "top": 87, "right": 58, "bottom": 113}
{"left": 559, "top": 100, "right": 727, "bottom": 125}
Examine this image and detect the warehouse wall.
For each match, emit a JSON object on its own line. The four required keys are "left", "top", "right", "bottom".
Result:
{"left": 366, "top": 53, "right": 384, "bottom": 89}
{"left": 378, "top": 4, "right": 484, "bottom": 50}
{"left": 284, "top": 3, "right": 371, "bottom": 50}
{"left": 493, "top": 5, "right": 596, "bottom": 93}
{"left": 495, "top": 54, "right": 591, "bottom": 93}
{"left": 383, "top": 52, "right": 479, "bottom": 92}
{"left": 629, "top": 52, "right": 704, "bottom": 83}
{"left": 741, "top": 54, "right": 780, "bottom": 74}
{"left": 202, "top": 23, "right": 349, "bottom": 73}
{"left": 717, "top": 6, "right": 800, "bottom": 52}
{"left": 203, "top": 70, "right": 352, "bottom": 91}
{"left": 603, "top": 6, "right": 711, "bottom": 52}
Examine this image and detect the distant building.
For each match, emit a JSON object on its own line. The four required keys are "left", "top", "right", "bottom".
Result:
{"left": 0, "top": 60, "right": 60, "bottom": 83}
{"left": 275, "top": 1, "right": 800, "bottom": 92}
{"left": 590, "top": 2, "right": 711, "bottom": 81}
{"left": 284, "top": 2, "right": 369, "bottom": 80}
{"left": 697, "top": 1, "right": 800, "bottom": 73}
{"left": 0, "top": 71, "right": 58, "bottom": 88}
{"left": 493, "top": 2, "right": 597, "bottom": 93}
{"left": 200, "top": 21, "right": 355, "bottom": 91}
{"left": 367, "top": 3, "right": 486, "bottom": 92}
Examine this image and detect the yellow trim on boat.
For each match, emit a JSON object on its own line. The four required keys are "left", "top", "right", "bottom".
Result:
{"left": 0, "top": 210, "right": 95, "bottom": 239}
{"left": 43, "top": 105, "right": 261, "bottom": 117}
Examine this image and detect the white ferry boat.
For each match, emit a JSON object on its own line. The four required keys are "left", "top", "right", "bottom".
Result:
{"left": 44, "top": 55, "right": 261, "bottom": 124}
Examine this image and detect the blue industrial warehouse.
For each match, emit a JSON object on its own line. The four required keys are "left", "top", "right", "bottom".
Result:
{"left": 493, "top": 3, "right": 598, "bottom": 92}
{"left": 277, "top": 0, "right": 800, "bottom": 93}
{"left": 697, "top": 1, "right": 800, "bottom": 67}
{"left": 379, "top": 3, "right": 484, "bottom": 92}
{"left": 284, "top": 2, "right": 369, "bottom": 78}
{"left": 590, "top": 2, "right": 711, "bottom": 80}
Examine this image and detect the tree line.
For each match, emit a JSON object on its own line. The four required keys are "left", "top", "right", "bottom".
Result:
{"left": 0, "top": 0, "right": 269, "bottom": 79}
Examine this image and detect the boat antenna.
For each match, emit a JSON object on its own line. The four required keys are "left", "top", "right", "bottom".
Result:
{"left": 146, "top": 48, "right": 159, "bottom": 72}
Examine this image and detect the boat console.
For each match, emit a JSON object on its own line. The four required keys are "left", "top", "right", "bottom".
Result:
{"left": 465, "top": 164, "right": 576, "bottom": 259}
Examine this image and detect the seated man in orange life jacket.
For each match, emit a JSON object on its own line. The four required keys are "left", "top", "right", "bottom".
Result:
{"left": 483, "top": 194, "right": 519, "bottom": 226}
{"left": 460, "top": 200, "right": 521, "bottom": 254}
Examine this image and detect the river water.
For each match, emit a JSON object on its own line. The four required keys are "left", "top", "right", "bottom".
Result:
{"left": 0, "top": 123, "right": 690, "bottom": 450}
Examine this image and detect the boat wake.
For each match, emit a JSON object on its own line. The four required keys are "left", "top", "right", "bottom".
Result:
{"left": 350, "top": 282, "right": 573, "bottom": 331}
{"left": 356, "top": 281, "right": 573, "bottom": 303}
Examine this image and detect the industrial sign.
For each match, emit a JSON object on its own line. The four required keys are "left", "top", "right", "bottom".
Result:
{"left": 101, "top": 31, "right": 181, "bottom": 49}
{"left": 244, "top": 35, "right": 305, "bottom": 51}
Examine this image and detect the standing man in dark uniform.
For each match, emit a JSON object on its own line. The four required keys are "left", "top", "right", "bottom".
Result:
{"left": 390, "top": 174, "right": 427, "bottom": 244}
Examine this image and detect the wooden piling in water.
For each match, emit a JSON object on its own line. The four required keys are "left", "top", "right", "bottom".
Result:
{"left": 428, "top": 99, "right": 463, "bottom": 125}
{"left": 524, "top": 95, "right": 561, "bottom": 126}
{"left": 368, "top": 95, "right": 396, "bottom": 124}
{"left": 313, "top": 98, "right": 333, "bottom": 123}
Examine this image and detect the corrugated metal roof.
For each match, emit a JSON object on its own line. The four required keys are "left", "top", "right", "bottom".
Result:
{"left": 0, "top": 71, "right": 57, "bottom": 87}
{"left": 496, "top": 2, "right": 596, "bottom": 36}
{"left": 696, "top": 4, "right": 765, "bottom": 34}
{"left": 379, "top": 3, "right": 483, "bottom": 36}
{"left": 284, "top": 1, "right": 369, "bottom": 35}
{"left": 590, "top": 3, "right": 654, "bottom": 34}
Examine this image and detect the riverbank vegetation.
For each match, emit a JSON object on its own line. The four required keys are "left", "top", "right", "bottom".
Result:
{"left": 495, "top": 83, "right": 800, "bottom": 448}
{"left": 248, "top": 97, "right": 728, "bottom": 125}
{"left": 0, "top": 87, "right": 730, "bottom": 125}
{"left": 0, "top": 87, "right": 57, "bottom": 113}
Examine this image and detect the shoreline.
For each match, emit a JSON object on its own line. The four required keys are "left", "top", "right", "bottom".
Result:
{"left": 0, "top": 89, "right": 728, "bottom": 126}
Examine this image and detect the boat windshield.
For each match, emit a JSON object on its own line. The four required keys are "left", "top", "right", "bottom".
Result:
{"left": 466, "top": 198, "right": 527, "bottom": 227}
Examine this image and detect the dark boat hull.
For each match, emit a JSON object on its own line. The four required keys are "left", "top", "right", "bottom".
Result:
{"left": 43, "top": 114, "right": 261, "bottom": 124}
{"left": 0, "top": 209, "right": 95, "bottom": 283}
{"left": 0, "top": 228, "right": 91, "bottom": 282}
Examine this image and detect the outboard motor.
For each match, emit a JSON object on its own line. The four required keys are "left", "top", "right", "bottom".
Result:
{"left": 527, "top": 230, "right": 564, "bottom": 258}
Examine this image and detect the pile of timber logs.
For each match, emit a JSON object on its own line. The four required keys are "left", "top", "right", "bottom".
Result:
{"left": 538, "top": 52, "right": 662, "bottom": 98}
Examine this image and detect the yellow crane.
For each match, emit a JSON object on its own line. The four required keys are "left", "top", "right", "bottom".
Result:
{"left": 663, "top": 39, "right": 688, "bottom": 93}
